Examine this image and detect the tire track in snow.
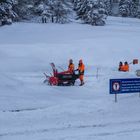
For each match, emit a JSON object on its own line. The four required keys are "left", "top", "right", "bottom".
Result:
{"left": 1, "top": 120, "right": 140, "bottom": 138}
{"left": 2, "top": 107, "right": 47, "bottom": 113}
{"left": 94, "top": 128, "right": 140, "bottom": 136}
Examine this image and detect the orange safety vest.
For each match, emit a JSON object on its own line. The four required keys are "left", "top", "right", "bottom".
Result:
{"left": 68, "top": 63, "right": 74, "bottom": 73}
{"left": 122, "top": 64, "right": 129, "bottom": 72}
{"left": 119, "top": 65, "right": 123, "bottom": 71}
{"left": 78, "top": 63, "right": 85, "bottom": 75}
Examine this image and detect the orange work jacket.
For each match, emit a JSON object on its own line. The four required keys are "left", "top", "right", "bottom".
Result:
{"left": 78, "top": 63, "right": 85, "bottom": 75}
{"left": 122, "top": 64, "right": 129, "bottom": 72}
{"left": 68, "top": 63, "right": 74, "bottom": 73}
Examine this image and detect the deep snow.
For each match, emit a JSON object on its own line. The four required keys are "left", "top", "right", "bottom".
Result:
{"left": 0, "top": 16, "right": 140, "bottom": 140}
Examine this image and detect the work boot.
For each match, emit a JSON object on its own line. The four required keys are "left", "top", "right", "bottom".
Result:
{"left": 79, "top": 81, "right": 84, "bottom": 86}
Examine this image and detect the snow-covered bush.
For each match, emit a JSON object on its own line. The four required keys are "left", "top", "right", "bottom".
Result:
{"left": 73, "top": 0, "right": 107, "bottom": 26}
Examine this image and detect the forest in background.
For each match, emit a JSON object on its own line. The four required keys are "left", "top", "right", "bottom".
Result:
{"left": 0, "top": 0, "right": 140, "bottom": 26}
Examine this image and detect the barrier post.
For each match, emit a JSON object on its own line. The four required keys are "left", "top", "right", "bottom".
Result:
{"left": 115, "top": 93, "right": 117, "bottom": 103}
{"left": 96, "top": 68, "right": 99, "bottom": 79}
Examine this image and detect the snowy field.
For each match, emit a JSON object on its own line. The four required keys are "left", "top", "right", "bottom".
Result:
{"left": 0, "top": 16, "right": 140, "bottom": 140}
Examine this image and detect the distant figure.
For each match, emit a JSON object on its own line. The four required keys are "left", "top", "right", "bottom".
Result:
{"left": 123, "top": 61, "right": 129, "bottom": 72}
{"left": 42, "top": 15, "right": 47, "bottom": 23}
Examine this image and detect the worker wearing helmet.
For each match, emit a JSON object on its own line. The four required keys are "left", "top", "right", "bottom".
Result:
{"left": 68, "top": 59, "right": 75, "bottom": 74}
{"left": 78, "top": 59, "right": 85, "bottom": 86}
{"left": 118, "top": 61, "right": 123, "bottom": 71}
{"left": 122, "top": 61, "right": 129, "bottom": 72}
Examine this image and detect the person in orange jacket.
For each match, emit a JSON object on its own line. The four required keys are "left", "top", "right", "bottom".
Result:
{"left": 118, "top": 61, "right": 123, "bottom": 71}
{"left": 122, "top": 61, "right": 129, "bottom": 72}
{"left": 77, "top": 59, "right": 85, "bottom": 86}
{"left": 68, "top": 59, "right": 75, "bottom": 74}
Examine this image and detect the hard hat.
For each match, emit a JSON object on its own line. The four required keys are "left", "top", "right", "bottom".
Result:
{"left": 125, "top": 61, "right": 128, "bottom": 65}
{"left": 119, "top": 61, "right": 123, "bottom": 65}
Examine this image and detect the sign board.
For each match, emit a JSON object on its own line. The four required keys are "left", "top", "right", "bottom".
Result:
{"left": 110, "top": 78, "right": 140, "bottom": 94}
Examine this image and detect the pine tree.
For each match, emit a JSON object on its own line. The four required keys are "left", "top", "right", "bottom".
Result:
{"left": 52, "top": 0, "right": 69, "bottom": 23}
{"left": 0, "top": 0, "right": 18, "bottom": 26}
{"left": 1, "top": 0, "right": 109, "bottom": 26}
{"left": 74, "top": 0, "right": 88, "bottom": 20}
{"left": 34, "top": 0, "right": 71, "bottom": 23}
{"left": 73, "top": 0, "right": 107, "bottom": 26}
{"left": 119, "top": 0, "right": 138, "bottom": 17}
{"left": 14, "top": 0, "right": 34, "bottom": 20}
{"left": 104, "top": 0, "right": 112, "bottom": 15}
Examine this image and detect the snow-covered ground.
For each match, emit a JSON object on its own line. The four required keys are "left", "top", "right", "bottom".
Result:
{"left": 0, "top": 16, "right": 140, "bottom": 140}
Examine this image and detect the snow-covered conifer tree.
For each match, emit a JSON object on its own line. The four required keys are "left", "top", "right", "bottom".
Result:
{"left": 119, "top": 0, "right": 138, "bottom": 17}
{"left": 73, "top": 0, "right": 107, "bottom": 26}
{"left": 14, "top": 0, "right": 34, "bottom": 20}
{"left": 34, "top": 0, "right": 71, "bottom": 23}
{"left": 104, "top": 0, "right": 112, "bottom": 15}
{"left": 0, "top": 0, "right": 18, "bottom": 26}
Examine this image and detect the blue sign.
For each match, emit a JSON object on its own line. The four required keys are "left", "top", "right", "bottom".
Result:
{"left": 110, "top": 78, "right": 140, "bottom": 94}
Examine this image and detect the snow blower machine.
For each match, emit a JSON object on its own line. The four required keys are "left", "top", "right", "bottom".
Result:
{"left": 43, "top": 63, "right": 79, "bottom": 86}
